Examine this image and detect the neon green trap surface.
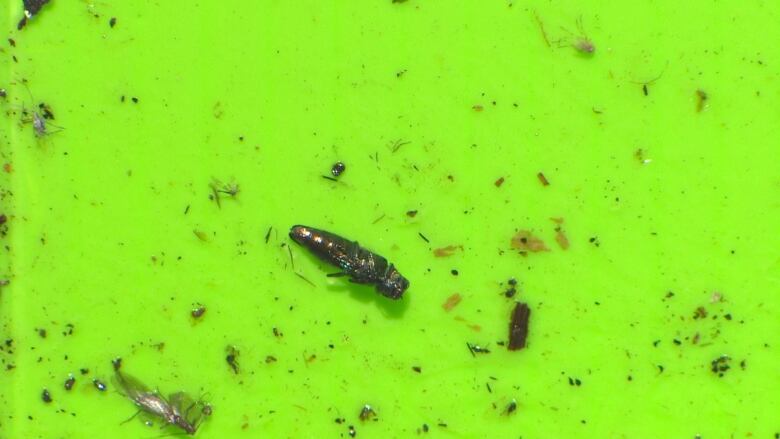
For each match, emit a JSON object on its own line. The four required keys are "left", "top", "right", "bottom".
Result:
{"left": 1, "top": 1, "right": 778, "bottom": 438}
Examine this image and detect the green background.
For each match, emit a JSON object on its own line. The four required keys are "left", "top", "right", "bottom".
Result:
{"left": 1, "top": 1, "right": 778, "bottom": 438}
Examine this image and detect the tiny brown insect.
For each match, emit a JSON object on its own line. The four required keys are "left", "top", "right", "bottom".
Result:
{"left": 331, "top": 162, "right": 346, "bottom": 177}
{"left": 114, "top": 370, "right": 209, "bottom": 435}
{"left": 191, "top": 304, "right": 206, "bottom": 319}
{"left": 64, "top": 375, "right": 75, "bottom": 391}
{"left": 225, "top": 345, "right": 240, "bottom": 374}
{"left": 359, "top": 404, "right": 377, "bottom": 421}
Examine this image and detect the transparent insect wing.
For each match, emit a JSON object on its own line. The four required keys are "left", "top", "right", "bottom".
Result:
{"left": 169, "top": 392, "right": 197, "bottom": 416}
{"left": 135, "top": 393, "right": 175, "bottom": 419}
{"left": 170, "top": 391, "right": 205, "bottom": 433}
{"left": 114, "top": 371, "right": 152, "bottom": 400}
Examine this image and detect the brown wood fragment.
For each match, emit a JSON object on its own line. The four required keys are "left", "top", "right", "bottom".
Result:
{"left": 510, "top": 231, "right": 549, "bottom": 253}
{"left": 550, "top": 218, "right": 570, "bottom": 250}
{"left": 555, "top": 229, "right": 570, "bottom": 250}
{"left": 508, "top": 302, "right": 531, "bottom": 351}
{"left": 442, "top": 293, "right": 462, "bottom": 312}
{"left": 696, "top": 89, "right": 708, "bottom": 112}
{"left": 433, "top": 245, "right": 462, "bottom": 257}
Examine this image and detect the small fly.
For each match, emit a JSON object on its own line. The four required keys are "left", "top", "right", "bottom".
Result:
{"left": 557, "top": 16, "right": 595, "bottom": 55}
{"left": 14, "top": 82, "right": 63, "bottom": 138}
{"left": 113, "top": 370, "right": 208, "bottom": 435}
{"left": 359, "top": 404, "right": 377, "bottom": 421}
{"left": 289, "top": 225, "right": 409, "bottom": 299}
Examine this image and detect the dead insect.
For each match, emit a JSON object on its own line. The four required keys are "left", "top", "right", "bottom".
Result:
{"left": 466, "top": 343, "right": 491, "bottom": 356}
{"left": 217, "top": 182, "right": 239, "bottom": 197}
{"left": 359, "top": 404, "right": 377, "bottom": 421}
{"left": 191, "top": 304, "right": 206, "bottom": 319}
{"left": 18, "top": 0, "right": 51, "bottom": 30}
{"left": 113, "top": 370, "right": 208, "bottom": 435}
{"left": 23, "top": 106, "right": 62, "bottom": 138}
{"left": 225, "top": 345, "right": 240, "bottom": 374}
{"left": 93, "top": 379, "right": 107, "bottom": 391}
{"left": 209, "top": 179, "right": 240, "bottom": 207}
{"left": 504, "top": 399, "right": 517, "bottom": 415}
{"left": 41, "top": 388, "right": 52, "bottom": 403}
{"left": 331, "top": 162, "right": 346, "bottom": 177}
{"left": 64, "top": 375, "right": 75, "bottom": 391}
{"left": 289, "top": 225, "right": 409, "bottom": 299}
{"left": 557, "top": 17, "right": 595, "bottom": 55}
{"left": 16, "top": 84, "right": 63, "bottom": 137}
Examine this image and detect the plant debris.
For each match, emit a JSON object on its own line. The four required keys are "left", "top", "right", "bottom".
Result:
{"left": 508, "top": 302, "right": 531, "bottom": 350}
{"left": 696, "top": 89, "right": 708, "bottom": 112}
{"left": 441, "top": 293, "right": 462, "bottom": 312}
{"left": 510, "top": 230, "right": 549, "bottom": 253}
{"left": 551, "top": 218, "right": 570, "bottom": 250}
{"left": 433, "top": 245, "right": 462, "bottom": 257}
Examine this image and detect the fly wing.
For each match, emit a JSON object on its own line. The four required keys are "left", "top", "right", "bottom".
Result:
{"left": 169, "top": 392, "right": 194, "bottom": 413}
{"left": 170, "top": 392, "right": 203, "bottom": 422}
{"left": 113, "top": 371, "right": 151, "bottom": 400}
